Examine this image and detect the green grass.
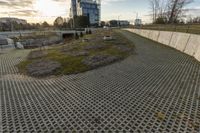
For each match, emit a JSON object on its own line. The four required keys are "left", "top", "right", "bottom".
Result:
{"left": 17, "top": 29, "right": 135, "bottom": 77}
{"left": 156, "top": 112, "right": 165, "bottom": 121}
{"left": 17, "top": 60, "right": 33, "bottom": 74}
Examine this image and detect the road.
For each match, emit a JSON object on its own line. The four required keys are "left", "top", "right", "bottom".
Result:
{"left": 0, "top": 30, "right": 200, "bottom": 132}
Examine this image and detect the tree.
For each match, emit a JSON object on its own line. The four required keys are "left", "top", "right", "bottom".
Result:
{"left": 149, "top": 0, "right": 193, "bottom": 24}
{"left": 100, "top": 21, "right": 106, "bottom": 27}
{"left": 149, "top": 0, "right": 159, "bottom": 23}
{"left": 155, "top": 17, "right": 167, "bottom": 24}
{"left": 54, "top": 17, "right": 64, "bottom": 28}
{"left": 42, "top": 21, "right": 49, "bottom": 28}
{"left": 168, "top": 0, "right": 193, "bottom": 23}
{"left": 74, "top": 15, "right": 90, "bottom": 28}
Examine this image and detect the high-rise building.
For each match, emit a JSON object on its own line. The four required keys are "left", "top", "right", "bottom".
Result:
{"left": 70, "top": 0, "right": 101, "bottom": 26}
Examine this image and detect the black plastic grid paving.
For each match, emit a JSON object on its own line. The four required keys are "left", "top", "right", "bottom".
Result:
{"left": 0, "top": 31, "right": 200, "bottom": 132}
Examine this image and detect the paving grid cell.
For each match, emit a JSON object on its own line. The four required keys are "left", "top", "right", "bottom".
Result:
{"left": 0, "top": 31, "right": 200, "bottom": 132}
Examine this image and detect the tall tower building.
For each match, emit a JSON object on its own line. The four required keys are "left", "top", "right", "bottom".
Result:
{"left": 70, "top": 0, "right": 77, "bottom": 17}
{"left": 70, "top": 0, "right": 101, "bottom": 26}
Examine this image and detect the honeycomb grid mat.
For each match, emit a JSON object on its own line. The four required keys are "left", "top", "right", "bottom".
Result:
{"left": 1, "top": 31, "right": 200, "bottom": 132}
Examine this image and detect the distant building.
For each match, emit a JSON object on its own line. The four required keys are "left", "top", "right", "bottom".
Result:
{"left": 70, "top": 0, "right": 101, "bottom": 26}
{"left": 135, "top": 19, "right": 142, "bottom": 26}
{"left": 119, "top": 20, "right": 130, "bottom": 26}
{"left": 107, "top": 20, "right": 130, "bottom": 27}
{"left": 0, "top": 17, "right": 27, "bottom": 25}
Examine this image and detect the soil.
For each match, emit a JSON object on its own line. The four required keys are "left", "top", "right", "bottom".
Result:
{"left": 82, "top": 55, "right": 120, "bottom": 68}
{"left": 27, "top": 60, "right": 61, "bottom": 77}
{"left": 28, "top": 50, "right": 48, "bottom": 59}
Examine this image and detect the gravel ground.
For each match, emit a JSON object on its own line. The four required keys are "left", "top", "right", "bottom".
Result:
{"left": 27, "top": 50, "right": 48, "bottom": 59}
{"left": 82, "top": 55, "right": 120, "bottom": 68}
{"left": 84, "top": 44, "right": 107, "bottom": 50}
{"left": 27, "top": 60, "right": 61, "bottom": 77}
{"left": 67, "top": 50, "right": 89, "bottom": 57}
{"left": 0, "top": 30, "right": 200, "bottom": 132}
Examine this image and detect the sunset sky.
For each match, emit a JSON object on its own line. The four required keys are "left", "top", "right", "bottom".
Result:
{"left": 0, "top": 0, "right": 199, "bottom": 24}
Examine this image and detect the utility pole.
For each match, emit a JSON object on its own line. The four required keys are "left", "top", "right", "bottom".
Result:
{"left": 118, "top": 15, "right": 121, "bottom": 28}
{"left": 8, "top": 12, "right": 13, "bottom": 32}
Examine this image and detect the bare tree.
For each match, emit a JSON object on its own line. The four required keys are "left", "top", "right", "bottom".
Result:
{"left": 149, "top": 0, "right": 193, "bottom": 24}
{"left": 168, "top": 0, "right": 193, "bottom": 23}
{"left": 149, "top": 0, "right": 160, "bottom": 22}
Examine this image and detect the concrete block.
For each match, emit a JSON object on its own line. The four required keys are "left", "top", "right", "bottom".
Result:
{"left": 175, "top": 33, "right": 190, "bottom": 52}
{"left": 149, "top": 30, "right": 159, "bottom": 41}
{"left": 139, "top": 30, "right": 144, "bottom": 36}
{"left": 135, "top": 29, "right": 141, "bottom": 35}
{"left": 143, "top": 30, "right": 150, "bottom": 38}
{"left": 169, "top": 32, "right": 178, "bottom": 48}
{"left": 184, "top": 34, "right": 200, "bottom": 56}
{"left": 195, "top": 46, "right": 200, "bottom": 61}
{"left": 158, "top": 31, "right": 173, "bottom": 45}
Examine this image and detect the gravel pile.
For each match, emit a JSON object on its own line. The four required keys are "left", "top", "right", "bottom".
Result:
{"left": 27, "top": 60, "right": 61, "bottom": 77}
{"left": 28, "top": 50, "right": 48, "bottom": 59}
{"left": 82, "top": 55, "right": 120, "bottom": 68}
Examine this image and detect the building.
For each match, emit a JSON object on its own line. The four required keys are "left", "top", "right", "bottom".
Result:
{"left": 70, "top": 0, "right": 101, "bottom": 26}
{"left": 107, "top": 20, "right": 130, "bottom": 27}
{"left": 119, "top": 20, "right": 130, "bottom": 26}
{"left": 135, "top": 19, "right": 142, "bottom": 26}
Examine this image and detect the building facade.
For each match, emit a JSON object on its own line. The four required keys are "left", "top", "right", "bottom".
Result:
{"left": 107, "top": 20, "right": 130, "bottom": 27}
{"left": 70, "top": 0, "right": 101, "bottom": 26}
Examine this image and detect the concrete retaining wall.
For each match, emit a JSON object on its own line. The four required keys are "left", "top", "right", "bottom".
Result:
{"left": 149, "top": 30, "right": 160, "bottom": 41}
{"left": 185, "top": 35, "right": 200, "bottom": 56}
{"left": 158, "top": 31, "right": 173, "bottom": 46}
{"left": 195, "top": 46, "right": 200, "bottom": 62}
{"left": 126, "top": 28, "right": 200, "bottom": 62}
{"left": 175, "top": 33, "right": 190, "bottom": 52}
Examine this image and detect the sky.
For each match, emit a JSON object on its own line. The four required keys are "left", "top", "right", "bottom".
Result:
{"left": 0, "top": 0, "right": 199, "bottom": 24}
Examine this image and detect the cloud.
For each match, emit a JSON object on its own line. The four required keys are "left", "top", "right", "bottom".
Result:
{"left": 0, "top": 0, "right": 34, "bottom": 8}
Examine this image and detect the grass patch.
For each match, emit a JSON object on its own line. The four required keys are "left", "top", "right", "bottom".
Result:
{"left": 17, "top": 60, "right": 33, "bottom": 74}
{"left": 139, "top": 24, "right": 200, "bottom": 35}
{"left": 17, "top": 29, "right": 135, "bottom": 77}
{"left": 156, "top": 112, "right": 165, "bottom": 121}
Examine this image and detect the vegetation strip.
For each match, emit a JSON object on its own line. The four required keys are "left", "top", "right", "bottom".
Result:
{"left": 17, "top": 29, "right": 135, "bottom": 77}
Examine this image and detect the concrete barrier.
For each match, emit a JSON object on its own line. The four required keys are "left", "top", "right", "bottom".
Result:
{"left": 169, "top": 32, "right": 190, "bottom": 51}
{"left": 135, "top": 29, "right": 141, "bottom": 35}
{"left": 140, "top": 30, "right": 145, "bottom": 37}
{"left": 158, "top": 31, "right": 173, "bottom": 46}
{"left": 149, "top": 30, "right": 160, "bottom": 41}
{"left": 195, "top": 46, "right": 200, "bottom": 62}
{"left": 184, "top": 34, "right": 200, "bottom": 56}
{"left": 126, "top": 28, "right": 200, "bottom": 63}
{"left": 143, "top": 30, "right": 150, "bottom": 38}
{"left": 169, "top": 32, "right": 177, "bottom": 48}
{"left": 175, "top": 33, "right": 190, "bottom": 52}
